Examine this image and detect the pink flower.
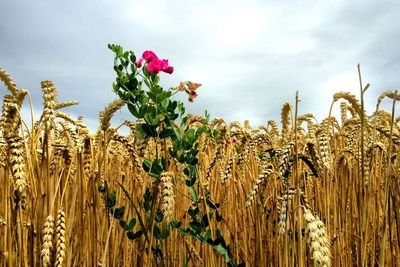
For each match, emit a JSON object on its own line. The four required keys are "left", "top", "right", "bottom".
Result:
{"left": 142, "top": 50, "right": 158, "bottom": 62}
{"left": 137, "top": 50, "right": 174, "bottom": 74}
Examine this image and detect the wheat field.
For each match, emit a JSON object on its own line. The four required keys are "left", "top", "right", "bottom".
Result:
{"left": 1, "top": 67, "right": 400, "bottom": 266}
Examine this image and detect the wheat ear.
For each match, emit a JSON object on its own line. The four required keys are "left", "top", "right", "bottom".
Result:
{"left": 99, "top": 99, "right": 125, "bottom": 131}
{"left": 41, "top": 80, "right": 58, "bottom": 129}
{"left": 0, "top": 68, "right": 18, "bottom": 96}
{"left": 245, "top": 164, "right": 275, "bottom": 208}
{"left": 160, "top": 172, "right": 175, "bottom": 222}
{"left": 55, "top": 209, "right": 66, "bottom": 266}
{"left": 41, "top": 215, "right": 55, "bottom": 266}
{"left": 303, "top": 208, "right": 331, "bottom": 267}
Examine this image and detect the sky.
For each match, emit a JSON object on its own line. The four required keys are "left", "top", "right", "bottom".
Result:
{"left": 1, "top": 0, "right": 400, "bottom": 130}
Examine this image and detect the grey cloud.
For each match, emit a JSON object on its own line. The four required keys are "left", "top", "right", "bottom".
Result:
{"left": 1, "top": 0, "right": 399, "bottom": 130}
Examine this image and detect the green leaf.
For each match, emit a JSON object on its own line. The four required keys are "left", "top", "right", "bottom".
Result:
{"left": 127, "top": 230, "right": 143, "bottom": 240}
{"left": 129, "top": 53, "right": 136, "bottom": 64}
{"left": 188, "top": 207, "right": 200, "bottom": 219}
{"left": 168, "top": 100, "right": 177, "bottom": 110}
{"left": 172, "top": 127, "right": 182, "bottom": 141}
{"left": 142, "top": 123, "right": 157, "bottom": 137}
{"left": 144, "top": 113, "right": 160, "bottom": 126}
{"left": 214, "top": 244, "right": 227, "bottom": 256}
{"left": 159, "top": 128, "right": 174, "bottom": 139}
{"left": 142, "top": 159, "right": 152, "bottom": 173}
{"left": 98, "top": 184, "right": 106, "bottom": 193}
{"left": 183, "top": 168, "right": 190, "bottom": 176}
{"left": 135, "top": 123, "right": 146, "bottom": 139}
{"left": 153, "top": 225, "right": 162, "bottom": 239}
{"left": 206, "top": 197, "right": 219, "bottom": 210}
{"left": 189, "top": 221, "right": 203, "bottom": 234}
{"left": 170, "top": 221, "right": 182, "bottom": 228}
{"left": 204, "top": 110, "right": 210, "bottom": 123}
{"left": 202, "top": 214, "right": 209, "bottom": 228}
{"left": 183, "top": 129, "right": 196, "bottom": 149}
{"left": 185, "top": 171, "right": 196, "bottom": 187}
{"left": 189, "top": 186, "right": 199, "bottom": 202}
{"left": 161, "top": 228, "right": 170, "bottom": 239}
{"left": 106, "top": 191, "right": 116, "bottom": 209}
{"left": 127, "top": 218, "right": 137, "bottom": 231}
{"left": 149, "top": 160, "right": 163, "bottom": 178}
{"left": 161, "top": 98, "right": 169, "bottom": 109}
{"left": 185, "top": 178, "right": 195, "bottom": 187}
{"left": 177, "top": 102, "right": 185, "bottom": 116}
{"left": 155, "top": 209, "right": 164, "bottom": 223}
{"left": 113, "top": 206, "right": 125, "bottom": 219}
{"left": 171, "top": 113, "right": 179, "bottom": 120}
{"left": 204, "top": 229, "right": 211, "bottom": 241}
{"left": 143, "top": 188, "right": 152, "bottom": 211}
{"left": 216, "top": 211, "right": 222, "bottom": 222}
{"left": 119, "top": 220, "right": 127, "bottom": 230}
{"left": 127, "top": 77, "right": 138, "bottom": 92}
{"left": 116, "top": 45, "right": 124, "bottom": 57}
{"left": 181, "top": 116, "right": 188, "bottom": 126}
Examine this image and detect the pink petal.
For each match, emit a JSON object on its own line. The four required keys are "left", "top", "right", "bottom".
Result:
{"left": 163, "top": 66, "right": 174, "bottom": 74}
{"left": 142, "top": 51, "right": 158, "bottom": 62}
{"left": 160, "top": 59, "right": 168, "bottom": 67}
{"left": 147, "top": 61, "right": 160, "bottom": 74}
{"left": 135, "top": 58, "right": 143, "bottom": 68}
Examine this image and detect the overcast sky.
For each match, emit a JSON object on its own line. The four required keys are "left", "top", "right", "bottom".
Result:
{"left": 1, "top": 0, "right": 400, "bottom": 130}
